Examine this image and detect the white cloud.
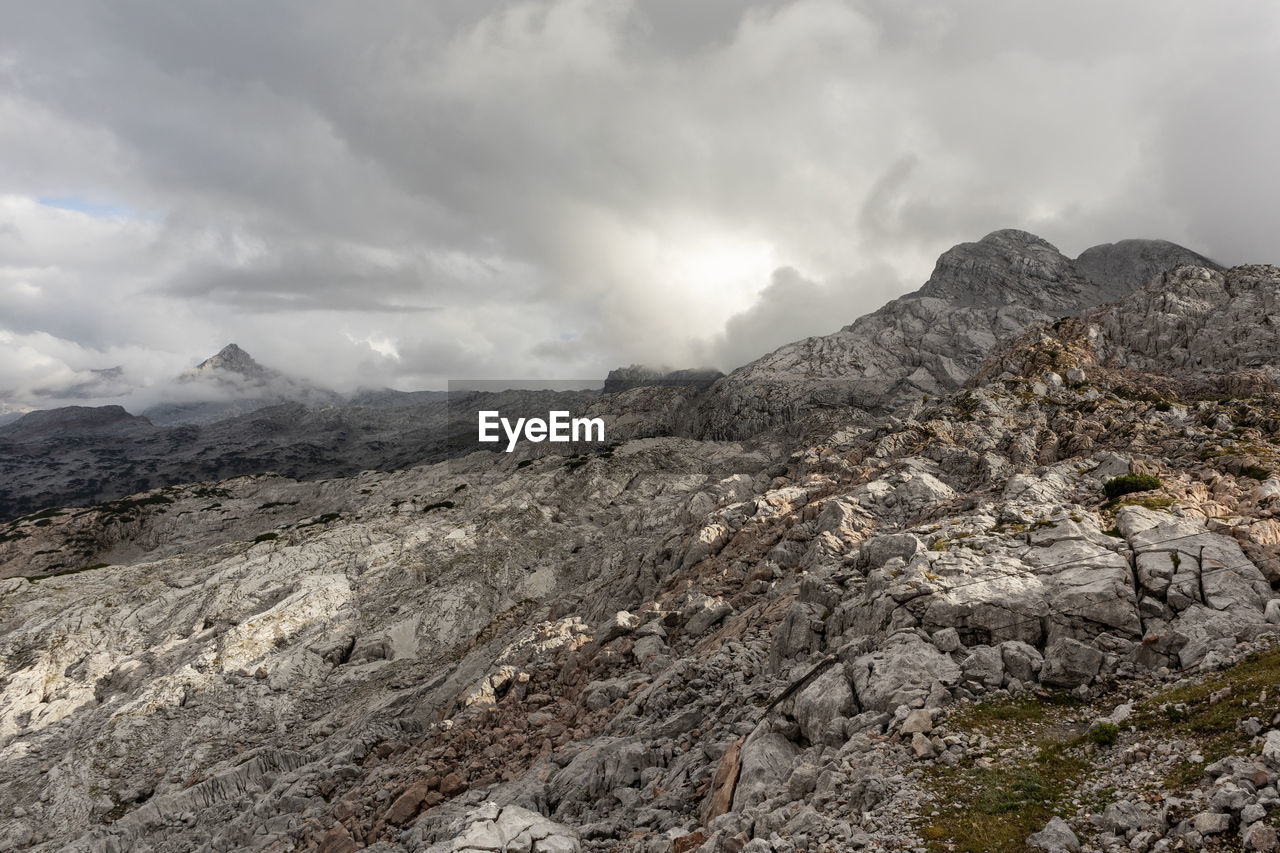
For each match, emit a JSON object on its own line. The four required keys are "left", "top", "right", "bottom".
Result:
{"left": 0, "top": 0, "right": 1276, "bottom": 407}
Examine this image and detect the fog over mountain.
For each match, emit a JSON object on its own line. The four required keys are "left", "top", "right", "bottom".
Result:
{"left": 2, "top": 2, "right": 1279, "bottom": 404}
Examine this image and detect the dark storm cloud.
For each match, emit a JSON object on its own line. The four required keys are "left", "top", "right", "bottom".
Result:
{"left": 0, "top": 0, "right": 1277, "bottom": 407}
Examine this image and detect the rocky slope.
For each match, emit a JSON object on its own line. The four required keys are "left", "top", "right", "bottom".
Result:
{"left": 3, "top": 248, "right": 1280, "bottom": 853}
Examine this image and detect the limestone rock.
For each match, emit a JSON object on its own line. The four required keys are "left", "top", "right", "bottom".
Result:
{"left": 1027, "top": 816, "right": 1081, "bottom": 852}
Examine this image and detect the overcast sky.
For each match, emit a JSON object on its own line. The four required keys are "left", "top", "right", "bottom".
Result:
{"left": 1, "top": 1, "right": 1278, "bottom": 405}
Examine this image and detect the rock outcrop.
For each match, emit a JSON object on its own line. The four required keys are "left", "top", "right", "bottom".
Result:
{"left": 683, "top": 230, "right": 1219, "bottom": 439}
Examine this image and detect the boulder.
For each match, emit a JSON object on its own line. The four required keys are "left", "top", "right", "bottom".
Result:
{"left": 790, "top": 666, "right": 857, "bottom": 745}
{"left": 732, "top": 730, "right": 800, "bottom": 810}
{"left": 450, "top": 802, "right": 581, "bottom": 853}
{"left": 846, "top": 632, "right": 961, "bottom": 712}
{"left": 1027, "top": 816, "right": 1080, "bottom": 852}
{"left": 1040, "top": 638, "right": 1103, "bottom": 688}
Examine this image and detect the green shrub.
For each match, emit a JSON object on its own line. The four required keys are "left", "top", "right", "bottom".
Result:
{"left": 1103, "top": 474, "right": 1162, "bottom": 500}
{"left": 1088, "top": 721, "right": 1120, "bottom": 746}
{"left": 253, "top": 532, "right": 278, "bottom": 543}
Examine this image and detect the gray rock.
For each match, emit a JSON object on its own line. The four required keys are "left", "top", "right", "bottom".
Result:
{"left": 960, "top": 645, "right": 1004, "bottom": 692}
{"left": 1243, "top": 821, "right": 1279, "bottom": 851}
{"left": 1040, "top": 638, "right": 1104, "bottom": 688}
{"left": 790, "top": 666, "right": 857, "bottom": 746}
{"left": 597, "top": 611, "right": 640, "bottom": 644}
{"left": 733, "top": 730, "right": 801, "bottom": 810}
{"left": 900, "top": 709, "right": 933, "bottom": 735}
{"left": 1191, "top": 811, "right": 1232, "bottom": 835}
{"left": 847, "top": 632, "right": 961, "bottom": 713}
{"left": 931, "top": 627, "right": 962, "bottom": 653}
{"left": 910, "top": 732, "right": 937, "bottom": 759}
{"left": 1097, "top": 800, "right": 1162, "bottom": 836}
{"left": 684, "top": 595, "right": 734, "bottom": 636}
{"left": 1000, "top": 640, "right": 1044, "bottom": 684}
{"left": 445, "top": 802, "right": 581, "bottom": 852}
{"left": 1263, "top": 731, "right": 1280, "bottom": 769}
{"left": 1027, "top": 816, "right": 1081, "bottom": 852}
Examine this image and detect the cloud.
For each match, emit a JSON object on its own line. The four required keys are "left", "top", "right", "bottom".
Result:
{"left": 0, "top": 0, "right": 1276, "bottom": 407}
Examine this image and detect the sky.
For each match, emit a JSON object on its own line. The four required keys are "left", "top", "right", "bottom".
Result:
{"left": 1, "top": 1, "right": 1278, "bottom": 407}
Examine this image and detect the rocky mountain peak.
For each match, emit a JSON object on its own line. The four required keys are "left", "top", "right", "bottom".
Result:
{"left": 188, "top": 343, "right": 268, "bottom": 379}
{"left": 916, "top": 228, "right": 1090, "bottom": 311}
{"left": 683, "top": 228, "right": 1216, "bottom": 438}
{"left": 1075, "top": 238, "right": 1222, "bottom": 302}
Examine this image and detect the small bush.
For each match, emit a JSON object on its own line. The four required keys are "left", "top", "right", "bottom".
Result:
{"left": 253, "top": 532, "right": 278, "bottom": 543}
{"left": 1103, "top": 474, "right": 1162, "bottom": 500}
{"left": 1088, "top": 721, "right": 1121, "bottom": 747}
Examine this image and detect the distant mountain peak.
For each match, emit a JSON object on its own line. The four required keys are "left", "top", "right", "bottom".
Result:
{"left": 189, "top": 343, "right": 268, "bottom": 379}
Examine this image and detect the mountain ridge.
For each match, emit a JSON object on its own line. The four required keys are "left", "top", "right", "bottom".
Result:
{"left": 0, "top": 230, "right": 1229, "bottom": 522}
{"left": 681, "top": 230, "right": 1222, "bottom": 438}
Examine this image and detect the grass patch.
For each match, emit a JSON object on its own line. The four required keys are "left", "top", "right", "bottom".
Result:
{"left": 920, "top": 691, "right": 1091, "bottom": 852}
{"left": 1107, "top": 496, "right": 1174, "bottom": 512}
{"left": 921, "top": 743, "right": 1089, "bottom": 852}
{"left": 947, "top": 691, "right": 1081, "bottom": 730}
{"left": 1130, "top": 646, "right": 1280, "bottom": 778}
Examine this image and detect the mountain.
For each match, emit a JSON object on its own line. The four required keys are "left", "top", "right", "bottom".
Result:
{"left": 182, "top": 342, "right": 271, "bottom": 380}
{"left": 2, "top": 249, "right": 1280, "bottom": 852}
{"left": 602, "top": 365, "right": 725, "bottom": 393}
{"left": 1075, "top": 238, "right": 1219, "bottom": 301}
{"left": 0, "top": 404, "right": 152, "bottom": 441}
{"left": 0, "top": 387, "right": 607, "bottom": 524}
{"left": 143, "top": 343, "right": 343, "bottom": 425}
{"left": 0, "top": 233, "right": 1226, "bottom": 524}
{"left": 683, "top": 230, "right": 1222, "bottom": 438}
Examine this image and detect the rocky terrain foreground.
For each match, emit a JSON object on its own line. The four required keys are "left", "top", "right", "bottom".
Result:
{"left": 5, "top": 242, "right": 1280, "bottom": 852}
